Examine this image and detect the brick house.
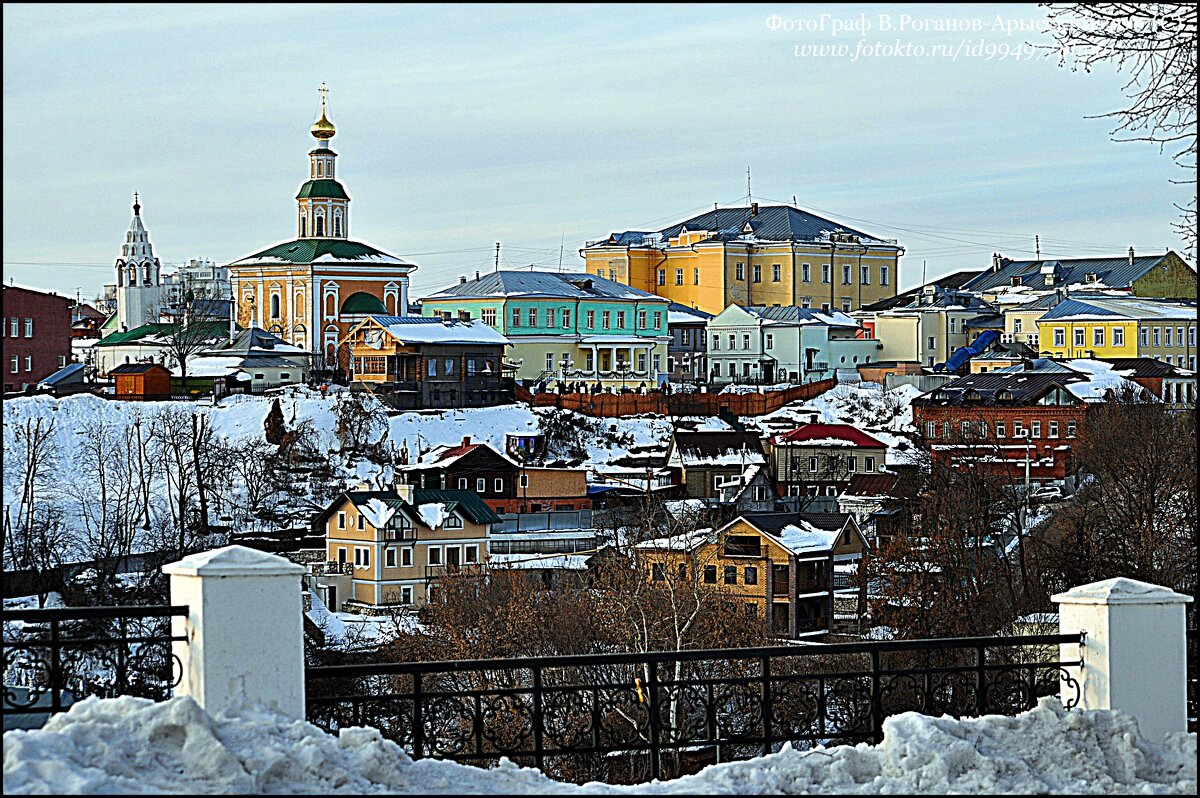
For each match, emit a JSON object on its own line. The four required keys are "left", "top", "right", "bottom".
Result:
{"left": 2, "top": 285, "right": 73, "bottom": 392}
{"left": 399, "top": 438, "right": 519, "bottom": 511}
{"left": 634, "top": 511, "right": 868, "bottom": 639}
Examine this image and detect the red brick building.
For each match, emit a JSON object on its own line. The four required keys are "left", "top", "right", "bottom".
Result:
{"left": 912, "top": 371, "right": 1090, "bottom": 481}
{"left": 2, "top": 285, "right": 73, "bottom": 392}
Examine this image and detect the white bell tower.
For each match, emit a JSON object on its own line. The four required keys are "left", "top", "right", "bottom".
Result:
{"left": 114, "top": 193, "right": 164, "bottom": 331}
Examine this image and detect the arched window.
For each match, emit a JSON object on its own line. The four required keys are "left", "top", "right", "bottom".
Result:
{"left": 295, "top": 294, "right": 305, "bottom": 316}
{"left": 300, "top": 213, "right": 307, "bottom": 237}
{"left": 128, "top": 265, "right": 137, "bottom": 285}
{"left": 325, "top": 293, "right": 336, "bottom": 317}
{"left": 333, "top": 211, "right": 342, "bottom": 237}
{"left": 315, "top": 215, "right": 325, "bottom": 237}
{"left": 270, "top": 294, "right": 280, "bottom": 319}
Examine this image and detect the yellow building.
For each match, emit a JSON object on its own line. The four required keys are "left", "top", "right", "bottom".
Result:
{"left": 582, "top": 204, "right": 904, "bottom": 316}
{"left": 1037, "top": 296, "right": 1197, "bottom": 367}
{"left": 633, "top": 512, "right": 867, "bottom": 639}
{"left": 226, "top": 85, "right": 417, "bottom": 368}
{"left": 312, "top": 484, "right": 499, "bottom": 609}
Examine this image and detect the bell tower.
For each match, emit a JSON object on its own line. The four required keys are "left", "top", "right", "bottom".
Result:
{"left": 114, "top": 193, "right": 163, "bottom": 330}
{"left": 297, "top": 83, "right": 349, "bottom": 239}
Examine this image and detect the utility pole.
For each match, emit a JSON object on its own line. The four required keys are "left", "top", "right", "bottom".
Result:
{"left": 558, "top": 233, "right": 565, "bottom": 272}
{"left": 494, "top": 242, "right": 501, "bottom": 273}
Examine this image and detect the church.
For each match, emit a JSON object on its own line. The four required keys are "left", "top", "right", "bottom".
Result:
{"left": 226, "top": 85, "right": 418, "bottom": 367}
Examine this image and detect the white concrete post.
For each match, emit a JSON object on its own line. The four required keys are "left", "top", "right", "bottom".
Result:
{"left": 1054, "top": 577, "right": 1192, "bottom": 740}
{"left": 164, "top": 545, "right": 307, "bottom": 719}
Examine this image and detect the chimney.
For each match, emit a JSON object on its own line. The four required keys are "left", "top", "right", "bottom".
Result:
{"left": 393, "top": 476, "right": 414, "bottom": 505}
{"left": 475, "top": 270, "right": 480, "bottom": 281}
{"left": 1128, "top": 246, "right": 1135, "bottom": 266}
{"left": 459, "top": 275, "right": 467, "bottom": 285}
{"left": 461, "top": 435, "right": 471, "bottom": 448}
{"left": 750, "top": 202, "right": 759, "bottom": 216}
{"left": 992, "top": 252, "right": 1001, "bottom": 272}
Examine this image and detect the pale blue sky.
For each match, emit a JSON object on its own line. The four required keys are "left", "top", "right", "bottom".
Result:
{"left": 2, "top": 3, "right": 1189, "bottom": 303}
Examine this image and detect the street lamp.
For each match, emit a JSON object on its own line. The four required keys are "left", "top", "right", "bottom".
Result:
{"left": 616, "top": 357, "right": 632, "bottom": 392}
{"left": 558, "top": 354, "right": 574, "bottom": 392}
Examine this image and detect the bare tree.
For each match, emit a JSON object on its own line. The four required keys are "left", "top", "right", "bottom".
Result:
{"left": 157, "top": 299, "right": 225, "bottom": 383}
{"left": 1042, "top": 3, "right": 1198, "bottom": 256}
{"left": 333, "top": 390, "right": 389, "bottom": 459}
{"left": 3, "top": 417, "right": 68, "bottom": 605}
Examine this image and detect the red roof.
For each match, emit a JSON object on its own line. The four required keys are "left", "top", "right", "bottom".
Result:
{"left": 775, "top": 423, "right": 886, "bottom": 448}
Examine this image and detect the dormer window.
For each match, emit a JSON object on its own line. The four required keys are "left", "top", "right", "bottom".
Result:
{"left": 998, "top": 390, "right": 1014, "bottom": 401}
{"left": 1010, "top": 277, "right": 1022, "bottom": 286}
{"left": 1084, "top": 272, "right": 1098, "bottom": 282}
{"left": 444, "top": 513, "right": 463, "bottom": 529}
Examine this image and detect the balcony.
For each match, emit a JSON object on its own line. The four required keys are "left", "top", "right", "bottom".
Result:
{"left": 721, "top": 544, "right": 765, "bottom": 559}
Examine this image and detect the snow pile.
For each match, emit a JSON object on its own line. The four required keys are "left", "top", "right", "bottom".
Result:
{"left": 415, "top": 503, "right": 449, "bottom": 530}
{"left": 4, "top": 696, "right": 1195, "bottom": 794}
{"left": 776, "top": 521, "right": 841, "bottom": 554}
{"left": 358, "top": 498, "right": 396, "bottom": 530}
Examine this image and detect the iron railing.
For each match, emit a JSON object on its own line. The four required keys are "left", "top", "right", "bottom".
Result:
{"left": 2, "top": 605, "right": 189, "bottom": 721}
{"left": 306, "top": 633, "right": 1082, "bottom": 784}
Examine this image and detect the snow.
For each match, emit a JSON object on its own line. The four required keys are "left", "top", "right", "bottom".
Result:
{"left": 488, "top": 553, "right": 592, "bottom": 571}
{"left": 376, "top": 318, "right": 509, "bottom": 346}
{"left": 416, "top": 503, "right": 448, "bottom": 530}
{"left": 633, "top": 528, "right": 712, "bottom": 552}
{"left": 3, "top": 696, "right": 1193, "bottom": 794}
{"left": 358, "top": 498, "right": 396, "bottom": 530}
{"left": 1059, "top": 359, "right": 1144, "bottom": 401}
{"left": 776, "top": 521, "right": 841, "bottom": 554}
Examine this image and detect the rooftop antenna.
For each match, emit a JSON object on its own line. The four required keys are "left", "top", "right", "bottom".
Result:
{"left": 494, "top": 242, "right": 500, "bottom": 273}
{"left": 746, "top": 167, "right": 752, "bottom": 203}
{"left": 557, "top": 233, "right": 565, "bottom": 272}
{"left": 1035, "top": 235, "right": 1041, "bottom": 260}
{"left": 792, "top": 195, "right": 798, "bottom": 207}
{"left": 922, "top": 260, "right": 927, "bottom": 285}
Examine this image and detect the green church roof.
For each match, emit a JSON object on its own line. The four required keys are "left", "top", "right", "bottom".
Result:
{"left": 295, "top": 179, "right": 349, "bottom": 200}
{"left": 228, "top": 238, "right": 414, "bottom": 267}
{"left": 340, "top": 292, "right": 388, "bottom": 314}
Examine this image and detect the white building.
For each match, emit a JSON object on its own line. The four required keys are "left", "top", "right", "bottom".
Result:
{"left": 113, "top": 194, "right": 165, "bottom": 332}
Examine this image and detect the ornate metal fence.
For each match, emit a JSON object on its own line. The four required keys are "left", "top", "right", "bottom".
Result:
{"left": 2, "top": 605, "right": 189, "bottom": 722}
{"left": 307, "top": 634, "right": 1082, "bottom": 784}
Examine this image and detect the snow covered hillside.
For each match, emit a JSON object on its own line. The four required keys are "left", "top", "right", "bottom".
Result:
{"left": 3, "top": 695, "right": 1194, "bottom": 794}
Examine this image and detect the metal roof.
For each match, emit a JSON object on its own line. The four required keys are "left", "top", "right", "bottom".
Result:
{"left": 590, "top": 205, "right": 897, "bottom": 248}
{"left": 963, "top": 254, "right": 1178, "bottom": 293}
{"left": 860, "top": 271, "right": 985, "bottom": 311}
{"left": 1039, "top": 296, "right": 1197, "bottom": 322}
{"left": 229, "top": 238, "right": 412, "bottom": 267}
{"left": 742, "top": 306, "right": 860, "bottom": 326}
{"left": 295, "top": 179, "right": 349, "bottom": 200}
{"left": 422, "top": 271, "right": 666, "bottom": 302}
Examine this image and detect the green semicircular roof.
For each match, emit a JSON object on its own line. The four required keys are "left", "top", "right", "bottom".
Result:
{"left": 296, "top": 179, "right": 349, "bottom": 200}
{"left": 341, "top": 292, "right": 388, "bottom": 315}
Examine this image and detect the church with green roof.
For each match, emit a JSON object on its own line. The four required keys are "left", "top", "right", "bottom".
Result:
{"left": 226, "top": 84, "right": 417, "bottom": 367}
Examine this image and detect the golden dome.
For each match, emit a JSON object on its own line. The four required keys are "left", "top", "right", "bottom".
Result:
{"left": 310, "top": 82, "right": 335, "bottom": 140}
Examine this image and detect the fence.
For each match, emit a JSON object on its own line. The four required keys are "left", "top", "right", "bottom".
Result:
{"left": 1, "top": 605, "right": 188, "bottom": 723}
{"left": 523, "top": 380, "right": 836, "bottom": 418}
{"left": 306, "top": 634, "right": 1081, "bottom": 783}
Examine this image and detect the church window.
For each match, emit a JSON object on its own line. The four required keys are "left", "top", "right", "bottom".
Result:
{"left": 300, "top": 214, "right": 307, "bottom": 237}
{"left": 315, "top": 215, "right": 325, "bottom": 237}
{"left": 333, "top": 211, "right": 342, "bottom": 237}
{"left": 270, "top": 294, "right": 280, "bottom": 319}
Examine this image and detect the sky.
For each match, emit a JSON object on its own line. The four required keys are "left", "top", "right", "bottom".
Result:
{"left": 2, "top": 3, "right": 1190, "bottom": 304}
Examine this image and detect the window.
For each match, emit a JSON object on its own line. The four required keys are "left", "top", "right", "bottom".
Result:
{"left": 657, "top": 269, "right": 665, "bottom": 286}
{"left": 765, "top": 333, "right": 774, "bottom": 350}
{"left": 1054, "top": 328, "right": 1065, "bottom": 347}
{"left": 354, "top": 547, "right": 370, "bottom": 568}
{"left": 602, "top": 311, "right": 611, "bottom": 329}
{"left": 562, "top": 309, "right": 572, "bottom": 328}
{"left": 880, "top": 266, "right": 889, "bottom": 286}
{"left": 58, "top": 355, "right": 67, "bottom": 368}
{"left": 546, "top": 308, "right": 556, "bottom": 328}
{"left": 675, "top": 269, "right": 684, "bottom": 286}
{"left": 511, "top": 307, "right": 521, "bottom": 327}
{"left": 1013, "top": 318, "right": 1023, "bottom": 334}
{"left": 847, "top": 456, "right": 856, "bottom": 472}
{"left": 528, "top": 308, "right": 538, "bottom": 327}
{"left": 546, "top": 352, "right": 555, "bottom": 372}
{"left": 925, "top": 422, "right": 937, "bottom": 438}
{"left": 1013, "top": 420, "right": 1025, "bottom": 437}
{"left": 864, "top": 456, "right": 875, "bottom": 471}
{"left": 860, "top": 265, "right": 870, "bottom": 285}
{"left": 752, "top": 265, "right": 761, "bottom": 283}
{"left": 1176, "top": 327, "right": 1183, "bottom": 346}
{"left": 961, "top": 420, "right": 970, "bottom": 438}
{"left": 1190, "top": 327, "right": 1196, "bottom": 346}
{"left": 616, "top": 311, "right": 626, "bottom": 328}
{"left": 586, "top": 310, "right": 595, "bottom": 329}
{"left": 842, "top": 264, "right": 851, "bottom": 284}
{"left": 1152, "top": 327, "right": 1161, "bottom": 347}
{"left": 741, "top": 333, "right": 750, "bottom": 350}
{"left": 822, "top": 264, "right": 831, "bottom": 283}
{"left": 711, "top": 334, "right": 720, "bottom": 351}
{"left": 1031, "top": 420, "right": 1042, "bottom": 438}
{"left": 585, "top": 351, "right": 594, "bottom": 370}
{"left": 24, "top": 318, "right": 33, "bottom": 337}
{"left": 652, "top": 563, "right": 665, "bottom": 581}
{"left": 385, "top": 548, "right": 397, "bottom": 568}
{"left": 1165, "top": 327, "right": 1173, "bottom": 347}
{"left": 801, "top": 263, "right": 811, "bottom": 282}
{"left": 677, "top": 563, "right": 688, "bottom": 581}
{"left": 401, "top": 547, "right": 413, "bottom": 567}
{"left": 637, "top": 310, "right": 647, "bottom": 329}
{"left": 772, "top": 264, "right": 781, "bottom": 282}
{"left": 357, "top": 514, "right": 365, "bottom": 530}
{"left": 842, "top": 299, "right": 852, "bottom": 312}
{"left": 742, "top": 362, "right": 751, "bottom": 377}
{"left": 723, "top": 566, "right": 737, "bottom": 585}
{"left": 609, "top": 269, "right": 616, "bottom": 281}
{"left": 736, "top": 263, "right": 745, "bottom": 280}
{"left": 400, "top": 586, "right": 413, "bottom": 604}
{"left": 996, "top": 421, "right": 1006, "bottom": 438}
{"left": 9, "top": 318, "right": 18, "bottom": 337}
{"left": 653, "top": 311, "right": 662, "bottom": 329}
{"left": 494, "top": 478, "right": 503, "bottom": 492}
{"left": 1112, "top": 327, "right": 1124, "bottom": 347}
{"left": 464, "top": 545, "right": 478, "bottom": 564}
{"left": 703, "top": 565, "right": 717, "bottom": 583}
{"left": 1048, "top": 420, "right": 1059, "bottom": 438}
{"left": 728, "top": 334, "right": 735, "bottom": 350}
{"left": 801, "top": 297, "right": 811, "bottom": 308}
{"left": 1072, "top": 328, "right": 1084, "bottom": 347}
{"left": 808, "top": 456, "right": 818, "bottom": 471}
{"left": 476, "top": 478, "right": 486, "bottom": 492}
{"left": 928, "top": 336, "right": 936, "bottom": 350}
{"left": 1094, "top": 327, "right": 1104, "bottom": 347}
{"left": 1066, "top": 420, "right": 1077, "bottom": 438}
{"left": 337, "top": 512, "right": 346, "bottom": 529}
{"left": 457, "top": 477, "right": 467, "bottom": 490}
{"left": 694, "top": 268, "right": 700, "bottom": 285}
{"left": 1140, "top": 327, "right": 1148, "bottom": 346}
{"left": 428, "top": 547, "right": 442, "bottom": 566}
{"left": 744, "top": 566, "right": 758, "bottom": 585}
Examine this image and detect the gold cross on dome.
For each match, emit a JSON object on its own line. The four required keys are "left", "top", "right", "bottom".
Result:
{"left": 319, "top": 82, "right": 328, "bottom": 111}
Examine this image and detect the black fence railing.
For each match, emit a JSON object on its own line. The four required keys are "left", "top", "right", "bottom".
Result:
{"left": 306, "top": 634, "right": 1082, "bottom": 784}
{"left": 2, "top": 605, "right": 189, "bottom": 722}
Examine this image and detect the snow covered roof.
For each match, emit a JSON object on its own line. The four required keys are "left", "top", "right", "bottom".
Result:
{"left": 775, "top": 423, "right": 886, "bottom": 449}
{"left": 668, "top": 431, "right": 766, "bottom": 467}
{"left": 776, "top": 520, "right": 841, "bottom": 554}
{"left": 1039, "top": 296, "right": 1196, "bottom": 322}
{"left": 488, "top": 553, "right": 593, "bottom": 571}
{"left": 358, "top": 315, "right": 510, "bottom": 346}
{"left": 633, "top": 528, "right": 713, "bottom": 552}
{"left": 742, "top": 306, "right": 861, "bottom": 327}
